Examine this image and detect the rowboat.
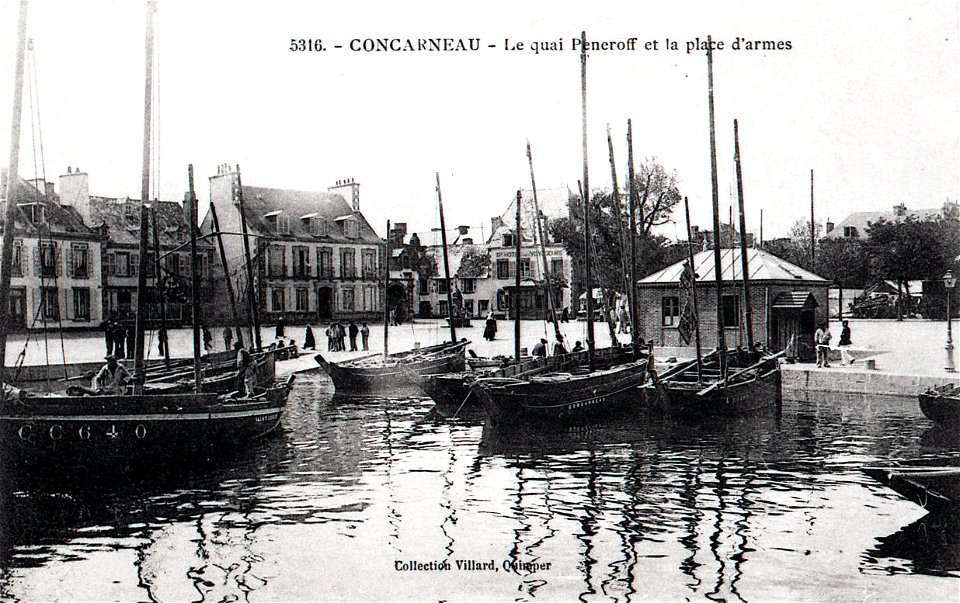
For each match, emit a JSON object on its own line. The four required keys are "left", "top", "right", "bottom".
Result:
{"left": 919, "top": 383, "right": 960, "bottom": 429}
{"left": 315, "top": 339, "right": 469, "bottom": 395}
{"left": 862, "top": 459, "right": 960, "bottom": 513}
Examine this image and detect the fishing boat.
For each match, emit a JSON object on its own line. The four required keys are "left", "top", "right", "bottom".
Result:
{"left": 862, "top": 459, "right": 960, "bottom": 513}
{"left": 472, "top": 34, "right": 652, "bottom": 426}
{"left": 645, "top": 40, "right": 781, "bottom": 418}
{"left": 315, "top": 338, "right": 469, "bottom": 395}
{"left": 919, "top": 383, "right": 960, "bottom": 430}
{"left": 0, "top": 3, "right": 292, "bottom": 467}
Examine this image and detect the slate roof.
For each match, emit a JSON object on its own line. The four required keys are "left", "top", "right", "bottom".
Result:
{"left": 772, "top": 291, "right": 819, "bottom": 309}
{"left": 0, "top": 171, "right": 99, "bottom": 237}
{"left": 488, "top": 187, "right": 572, "bottom": 247}
{"left": 237, "top": 185, "right": 380, "bottom": 244}
{"left": 88, "top": 197, "right": 209, "bottom": 248}
{"left": 638, "top": 248, "right": 830, "bottom": 286}
{"left": 825, "top": 206, "right": 945, "bottom": 239}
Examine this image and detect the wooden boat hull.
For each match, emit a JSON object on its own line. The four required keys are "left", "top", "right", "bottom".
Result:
{"left": 919, "top": 384, "right": 960, "bottom": 429}
{"left": 0, "top": 377, "right": 293, "bottom": 467}
{"left": 649, "top": 366, "right": 781, "bottom": 417}
{"left": 863, "top": 461, "right": 960, "bottom": 513}
{"left": 315, "top": 340, "right": 468, "bottom": 395}
{"left": 472, "top": 358, "right": 649, "bottom": 426}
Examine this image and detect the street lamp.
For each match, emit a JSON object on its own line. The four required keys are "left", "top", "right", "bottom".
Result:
{"left": 945, "top": 270, "right": 957, "bottom": 373}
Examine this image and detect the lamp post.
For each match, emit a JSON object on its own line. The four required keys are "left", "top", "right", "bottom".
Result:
{"left": 945, "top": 270, "right": 957, "bottom": 373}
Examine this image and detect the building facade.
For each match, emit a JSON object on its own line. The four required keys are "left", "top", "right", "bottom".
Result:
{"left": 636, "top": 248, "right": 830, "bottom": 359}
{"left": 0, "top": 172, "right": 105, "bottom": 331}
{"left": 203, "top": 167, "right": 382, "bottom": 325}
{"left": 825, "top": 201, "right": 959, "bottom": 239}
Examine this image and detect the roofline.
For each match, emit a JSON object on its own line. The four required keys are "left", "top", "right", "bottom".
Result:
{"left": 636, "top": 278, "right": 831, "bottom": 288}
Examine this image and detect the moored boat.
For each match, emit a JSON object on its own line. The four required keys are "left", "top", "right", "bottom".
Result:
{"left": 862, "top": 459, "right": 960, "bottom": 513}
{"left": 315, "top": 339, "right": 469, "bottom": 395}
{"left": 919, "top": 383, "right": 960, "bottom": 430}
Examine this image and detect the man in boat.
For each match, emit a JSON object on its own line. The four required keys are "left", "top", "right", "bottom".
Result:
{"left": 552, "top": 334, "right": 568, "bottom": 356}
{"left": 93, "top": 354, "right": 132, "bottom": 395}
{"left": 532, "top": 339, "right": 547, "bottom": 358}
{"left": 235, "top": 341, "right": 257, "bottom": 397}
{"left": 571, "top": 340, "right": 585, "bottom": 353}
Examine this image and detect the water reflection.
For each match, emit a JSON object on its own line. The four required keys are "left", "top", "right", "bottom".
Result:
{"left": 0, "top": 374, "right": 955, "bottom": 601}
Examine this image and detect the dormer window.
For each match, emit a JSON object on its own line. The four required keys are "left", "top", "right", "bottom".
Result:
{"left": 502, "top": 233, "right": 514, "bottom": 247}
{"left": 19, "top": 203, "right": 46, "bottom": 225}
{"left": 345, "top": 220, "right": 358, "bottom": 238}
{"left": 264, "top": 210, "right": 290, "bottom": 235}
{"left": 124, "top": 203, "right": 136, "bottom": 218}
{"left": 301, "top": 214, "right": 327, "bottom": 236}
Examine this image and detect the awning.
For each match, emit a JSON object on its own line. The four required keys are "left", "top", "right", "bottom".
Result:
{"left": 772, "top": 291, "right": 818, "bottom": 310}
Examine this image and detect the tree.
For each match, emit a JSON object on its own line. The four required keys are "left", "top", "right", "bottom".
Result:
{"left": 864, "top": 216, "right": 945, "bottom": 319}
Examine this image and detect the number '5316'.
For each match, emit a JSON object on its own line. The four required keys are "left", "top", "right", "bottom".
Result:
{"left": 290, "top": 39, "right": 324, "bottom": 51}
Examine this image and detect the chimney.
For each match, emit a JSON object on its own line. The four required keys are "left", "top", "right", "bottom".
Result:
{"left": 457, "top": 225, "right": 469, "bottom": 235}
{"left": 825, "top": 219, "right": 834, "bottom": 234}
{"left": 491, "top": 216, "right": 503, "bottom": 234}
{"left": 208, "top": 165, "right": 239, "bottom": 207}
{"left": 59, "top": 167, "right": 91, "bottom": 224}
{"left": 462, "top": 237, "right": 473, "bottom": 246}
{"left": 328, "top": 178, "right": 360, "bottom": 212}
{"left": 893, "top": 203, "right": 907, "bottom": 217}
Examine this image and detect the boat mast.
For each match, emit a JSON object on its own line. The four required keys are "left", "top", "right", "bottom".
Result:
{"left": 526, "top": 141, "right": 561, "bottom": 340}
{"left": 705, "top": 36, "right": 727, "bottom": 379}
{"left": 186, "top": 165, "right": 202, "bottom": 392}
{"left": 209, "top": 201, "right": 244, "bottom": 349}
{"left": 150, "top": 206, "right": 170, "bottom": 368}
{"left": 684, "top": 196, "right": 703, "bottom": 383}
{"left": 435, "top": 173, "right": 457, "bottom": 343}
{"left": 606, "top": 125, "right": 631, "bottom": 322}
{"left": 581, "top": 30, "right": 594, "bottom": 370}
{"left": 133, "top": 0, "right": 156, "bottom": 392}
{"left": 733, "top": 119, "right": 755, "bottom": 351}
{"left": 514, "top": 189, "right": 522, "bottom": 362}
{"left": 383, "top": 219, "right": 391, "bottom": 357}
{"left": 626, "top": 119, "right": 639, "bottom": 359}
{"left": 234, "top": 165, "right": 261, "bottom": 350}
{"left": 0, "top": 0, "right": 29, "bottom": 378}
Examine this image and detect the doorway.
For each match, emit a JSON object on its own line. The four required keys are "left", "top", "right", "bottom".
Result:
{"left": 317, "top": 286, "right": 332, "bottom": 320}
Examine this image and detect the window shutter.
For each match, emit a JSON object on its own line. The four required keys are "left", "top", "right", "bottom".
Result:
{"left": 131, "top": 253, "right": 139, "bottom": 276}
{"left": 55, "top": 244, "right": 62, "bottom": 277}
{"left": 66, "top": 246, "right": 73, "bottom": 278}
{"left": 106, "top": 252, "right": 116, "bottom": 276}
{"left": 64, "top": 289, "right": 73, "bottom": 320}
{"left": 32, "top": 247, "right": 40, "bottom": 276}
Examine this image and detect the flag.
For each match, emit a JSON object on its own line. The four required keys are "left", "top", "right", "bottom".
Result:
{"left": 678, "top": 301, "right": 698, "bottom": 345}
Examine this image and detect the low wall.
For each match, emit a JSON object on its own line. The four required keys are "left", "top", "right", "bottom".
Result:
{"left": 781, "top": 365, "right": 960, "bottom": 397}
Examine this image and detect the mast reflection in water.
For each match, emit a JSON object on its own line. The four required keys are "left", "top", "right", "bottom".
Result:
{"left": 0, "top": 374, "right": 956, "bottom": 601}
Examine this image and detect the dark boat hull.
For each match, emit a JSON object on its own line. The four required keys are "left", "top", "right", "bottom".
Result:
{"left": 315, "top": 340, "right": 468, "bottom": 395}
{"left": 919, "top": 384, "right": 960, "bottom": 429}
{"left": 650, "top": 366, "right": 781, "bottom": 417}
{"left": 862, "top": 461, "right": 960, "bottom": 513}
{"left": 0, "top": 378, "right": 292, "bottom": 468}
{"left": 473, "top": 358, "right": 649, "bottom": 425}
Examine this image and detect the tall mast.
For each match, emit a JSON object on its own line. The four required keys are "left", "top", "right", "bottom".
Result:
{"left": 150, "top": 207, "right": 170, "bottom": 368}
{"left": 606, "top": 125, "right": 630, "bottom": 314}
{"left": 383, "top": 219, "right": 391, "bottom": 357}
{"left": 435, "top": 173, "right": 457, "bottom": 343}
{"left": 706, "top": 36, "right": 727, "bottom": 378}
{"left": 235, "top": 165, "right": 261, "bottom": 350}
{"left": 0, "top": 0, "right": 29, "bottom": 377}
{"left": 186, "top": 165, "right": 202, "bottom": 392}
{"left": 626, "top": 119, "right": 639, "bottom": 359}
{"left": 684, "top": 196, "right": 703, "bottom": 383}
{"left": 526, "top": 140, "right": 561, "bottom": 339}
{"left": 209, "top": 202, "right": 244, "bottom": 349}
{"left": 733, "top": 119, "right": 755, "bottom": 351}
{"left": 809, "top": 169, "right": 815, "bottom": 263}
{"left": 133, "top": 0, "right": 157, "bottom": 391}
{"left": 581, "top": 30, "right": 594, "bottom": 370}
{"left": 514, "top": 190, "right": 522, "bottom": 362}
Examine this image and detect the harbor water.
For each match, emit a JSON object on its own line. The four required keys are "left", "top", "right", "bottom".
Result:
{"left": 0, "top": 370, "right": 956, "bottom": 601}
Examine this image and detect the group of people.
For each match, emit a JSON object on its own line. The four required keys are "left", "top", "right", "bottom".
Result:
{"left": 531, "top": 334, "right": 585, "bottom": 358}
{"left": 814, "top": 320, "right": 853, "bottom": 368}
{"left": 100, "top": 318, "right": 134, "bottom": 359}
{"left": 322, "top": 321, "right": 369, "bottom": 352}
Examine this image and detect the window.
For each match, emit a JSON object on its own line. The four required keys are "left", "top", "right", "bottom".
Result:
{"left": 196, "top": 255, "right": 206, "bottom": 280}
{"left": 342, "top": 287, "right": 355, "bottom": 311}
{"left": 40, "top": 242, "right": 57, "bottom": 278}
{"left": 268, "top": 245, "right": 286, "bottom": 277}
{"left": 317, "top": 247, "right": 333, "bottom": 278}
{"left": 497, "top": 290, "right": 508, "bottom": 310}
{"left": 462, "top": 278, "right": 476, "bottom": 294}
{"left": 502, "top": 233, "right": 514, "bottom": 247}
{"left": 295, "top": 287, "right": 309, "bottom": 312}
{"left": 308, "top": 217, "right": 327, "bottom": 236}
{"left": 40, "top": 287, "right": 59, "bottom": 319}
{"left": 276, "top": 215, "right": 291, "bottom": 235}
{"left": 341, "top": 249, "right": 356, "bottom": 278}
{"left": 662, "top": 296, "right": 680, "bottom": 326}
{"left": 271, "top": 288, "right": 285, "bottom": 312}
{"left": 22, "top": 203, "right": 45, "bottom": 224}
{"left": 72, "top": 288, "right": 90, "bottom": 321}
{"left": 437, "top": 279, "right": 448, "bottom": 295}
{"left": 292, "top": 246, "right": 310, "bottom": 278}
{"left": 419, "top": 279, "right": 429, "bottom": 295}
{"left": 362, "top": 249, "right": 377, "bottom": 279}
{"left": 496, "top": 260, "right": 510, "bottom": 279}
{"left": 463, "top": 299, "right": 474, "bottom": 317}
{"left": 71, "top": 243, "right": 89, "bottom": 278}
{"left": 12, "top": 242, "right": 22, "bottom": 277}
{"left": 519, "top": 258, "right": 531, "bottom": 278}
{"left": 344, "top": 219, "right": 359, "bottom": 238}
{"left": 438, "top": 300, "right": 449, "bottom": 317}
{"left": 844, "top": 226, "right": 858, "bottom": 238}
{"left": 550, "top": 258, "right": 564, "bottom": 276}
{"left": 164, "top": 253, "right": 179, "bottom": 277}
{"left": 722, "top": 294, "right": 740, "bottom": 328}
